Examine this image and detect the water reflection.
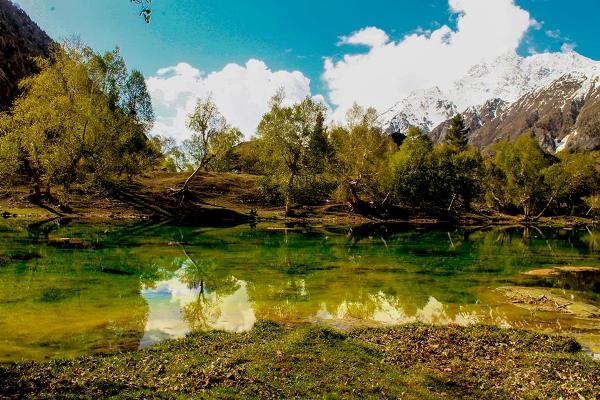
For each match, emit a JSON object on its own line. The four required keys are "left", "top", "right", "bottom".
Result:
{"left": 140, "top": 261, "right": 255, "bottom": 348}
{"left": 315, "top": 294, "right": 494, "bottom": 327}
{"left": 1, "top": 220, "right": 599, "bottom": 362}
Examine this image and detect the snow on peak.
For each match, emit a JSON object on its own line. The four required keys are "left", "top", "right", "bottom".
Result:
{"left": 382, "top": 51, "right": 600, "bottom": 133}
{"left": 380, "top": 87, "right": 457, "bottom": 133}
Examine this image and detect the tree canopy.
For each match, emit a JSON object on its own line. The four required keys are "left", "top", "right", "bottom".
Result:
{"left": 0, "top": 41, "right": 160, "bottom": 197}
{"left": 256, "top": 92, "right": 332, "bottom": 215}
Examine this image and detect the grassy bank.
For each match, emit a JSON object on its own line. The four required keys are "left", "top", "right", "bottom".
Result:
{"left": 1, "top": 322, "right": 598, "bottom": 399}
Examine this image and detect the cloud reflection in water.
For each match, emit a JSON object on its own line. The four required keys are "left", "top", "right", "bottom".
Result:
{"left": 139, "top": 269, "right": 255, "bottom": 348}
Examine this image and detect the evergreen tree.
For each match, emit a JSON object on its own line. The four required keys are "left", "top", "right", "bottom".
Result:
{"left": 446, "top": 114, "right": 469, "bottom": 149}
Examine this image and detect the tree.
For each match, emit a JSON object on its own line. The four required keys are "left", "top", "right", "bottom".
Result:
{"left": 584, "top": 194, "right": 600, "bottom": 216}
{"left": 0, "top": 41, "right": 159, "bottom": 198}
{"left": 388, "top": 126, "right": 435, "bottom": 207}
{"left": 152, "top": 136, "right": 191, "bottom": 172}
{"left": 331, "top": 103, "right": 395, "bottom": 211}
{"left": 305, "top": 110, "right": 332, "bottom": 174}
{"left": 542, "top": 151, "right": 599, "bottom": 215}
{"left": 256, "top": 92, "right": 330, "bottom": 216}
{"left": 205, "top": 126, "right": 243, "bottom": 172}
{"left": 446, "top": 114, "right": 469, "bottom": 150}
{"left": 431, "top": 144, "right": 484, "bottom": 211}
{"left": 183, "top": 95, "right": 227, "bottom": 170}
{"left": 123, "top": 70, "right": 154, "bottom": 128}
{"left": 486, "top": 134, "right": 551, "bottom": 218}
{"left": 177, "top": 95, "right": 242, "bottom": 196}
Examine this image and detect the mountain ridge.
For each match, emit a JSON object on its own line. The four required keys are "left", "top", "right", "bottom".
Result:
{"left": 382, "top": 51, "right": 600, "bottom": 152}
{"left": 0, "top": 0, "right": 52, "bottom": 111}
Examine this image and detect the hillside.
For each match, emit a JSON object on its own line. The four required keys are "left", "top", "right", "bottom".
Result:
{"left": 0, "top": 0, "right": 52, "bottom": 111}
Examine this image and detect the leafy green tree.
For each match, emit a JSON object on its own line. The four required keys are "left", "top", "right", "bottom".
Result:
{"left": 388, "top": 126, "right": 435, "bottom": 207}
{"left": 177, "top": 95, "right": 243, "bottom": 197}
{"left": 330, "top": 103, "right": 395, "bottom": 211}
{"left": 150, "top": 136, "right": 186, "bottom": 172}
{"left": 0, "top": 41, "right": 159, "bottom": 197}
{"left": 485, "top": 134, "right": 551, "bottom": 218}
{"left": 184, "top": 95, "right": 225, "bottom": 169}
{"left": 183, "top": 95, "right": 242, "bottom": 172}
{"left": 256, "top": 92, "right": 330, "bottom": 215}
{"left": 206, "top": 126, "right": 243, "bottom": 172}
{"left": 542, "top": 151, "right": 599, "bottom": 215}
{"left": 305, "top": 110, "right": 333, "bottom": 174}
{"left": 584, "top": 194, "right": 600, "bottom": 216}
{"left": 445, "top": 114, "right": 469, "bottom": 150}
{"left": 432, "top": 145, "right": 484, "bottom": 211}
{"left": 123, "top": 70, "right": 154, "bottom": 127}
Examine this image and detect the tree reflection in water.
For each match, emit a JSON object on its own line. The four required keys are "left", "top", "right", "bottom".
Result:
{"left": 140, "top": 255, "right": 255, "bottom": 348}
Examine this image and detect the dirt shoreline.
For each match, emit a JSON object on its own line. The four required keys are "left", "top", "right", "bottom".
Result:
{"left": 1, "top": 171, "right": 598, "bottom": 228}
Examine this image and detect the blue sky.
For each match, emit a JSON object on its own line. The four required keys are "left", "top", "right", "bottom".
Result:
{"left": 12, "top": 0, "right": 600, "bottom": 139}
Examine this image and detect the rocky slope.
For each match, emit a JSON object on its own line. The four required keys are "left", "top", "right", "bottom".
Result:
{"left": 383, "top": 51, "right": 600, "bottom": 152}
{"left": 0, "top": 0, "right": 52, "bottom": 111}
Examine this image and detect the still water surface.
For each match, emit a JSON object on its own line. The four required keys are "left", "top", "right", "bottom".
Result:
{"left": 0, "top": 219, "right": 599, "bottom": 362}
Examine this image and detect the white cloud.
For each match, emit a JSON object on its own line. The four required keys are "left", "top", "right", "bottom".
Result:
{"left": 147, "top": 59, "right": 313, "bottom": 141}
{"left": 545, "top": 29, "right": 561, "bottom": 39}
{"left": 561, "top": 42, "right": 577, "bottom": 53}
{"left": 529, "top": 18, "right": 543, "bottom": 30}
{"left": 323, "top": 0, "right": 533, "bottom": 120}
{"left": 338, "top": 26, "right": 390, "bottom": 48}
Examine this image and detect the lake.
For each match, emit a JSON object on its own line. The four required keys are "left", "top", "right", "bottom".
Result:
{"left": 1, "top": 218, "right": 599, "bottom": 362}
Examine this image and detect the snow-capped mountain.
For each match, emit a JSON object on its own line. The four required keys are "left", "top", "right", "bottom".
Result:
{"left": 379, "top": 87, "right": 457, "bottom": 134}
{"left": 450, "top": 51, "right": 599, "bottom": 110}
{"left": 381, "top": 51, "right": 600, "bottom": 151}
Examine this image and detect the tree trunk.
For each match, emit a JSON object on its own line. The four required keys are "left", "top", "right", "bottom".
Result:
{"left": 346, "top": 181, "right": 366, "bottom": 213}
{"left": 447, "top": 193, "right": 457, "bottom": 212}
{"left": 31, "top": 178, "right": 41, "bottom": 199}
{"left": 178, "top": 165, "right": 203, "bottom": 199}
{"left": 532, "top": 195, "right": 553, "bottom": 221}
{"left": 285, "top": 173, "right": 295, "bottom": 217}
{"left": 523, "top": 199, "right": 530, "bottom": 220}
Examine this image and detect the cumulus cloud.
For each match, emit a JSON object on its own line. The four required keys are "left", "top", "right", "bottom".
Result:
{"left": 338, "top": 26, "right": 390, "bottom": 48}
{"left": 323, "top": 0, "right": 534, "bottom": 120}
{"left": 147, "top": 59, "right": 313, "bottom": 141}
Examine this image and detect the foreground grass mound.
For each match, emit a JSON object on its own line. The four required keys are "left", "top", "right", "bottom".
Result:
{"left": 1, "top": 322, "right": 598, "bottom": 399}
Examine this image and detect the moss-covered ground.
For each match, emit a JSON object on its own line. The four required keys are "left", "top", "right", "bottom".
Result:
{"left": 1, "top": 322, "right": 598, "bottom": 399}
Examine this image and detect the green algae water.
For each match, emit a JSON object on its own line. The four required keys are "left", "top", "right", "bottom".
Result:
{"left": 1, "top": 219, "right": 599, "bottom": 362}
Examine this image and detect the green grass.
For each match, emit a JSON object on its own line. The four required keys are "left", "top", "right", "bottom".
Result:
{"left": 1, "top": 322, "right": 598, "bottom": 399}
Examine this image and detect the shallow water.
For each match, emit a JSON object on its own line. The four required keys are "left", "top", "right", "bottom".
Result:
{"left": 0, "top": 219, "right": 599, "bottom": 362}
